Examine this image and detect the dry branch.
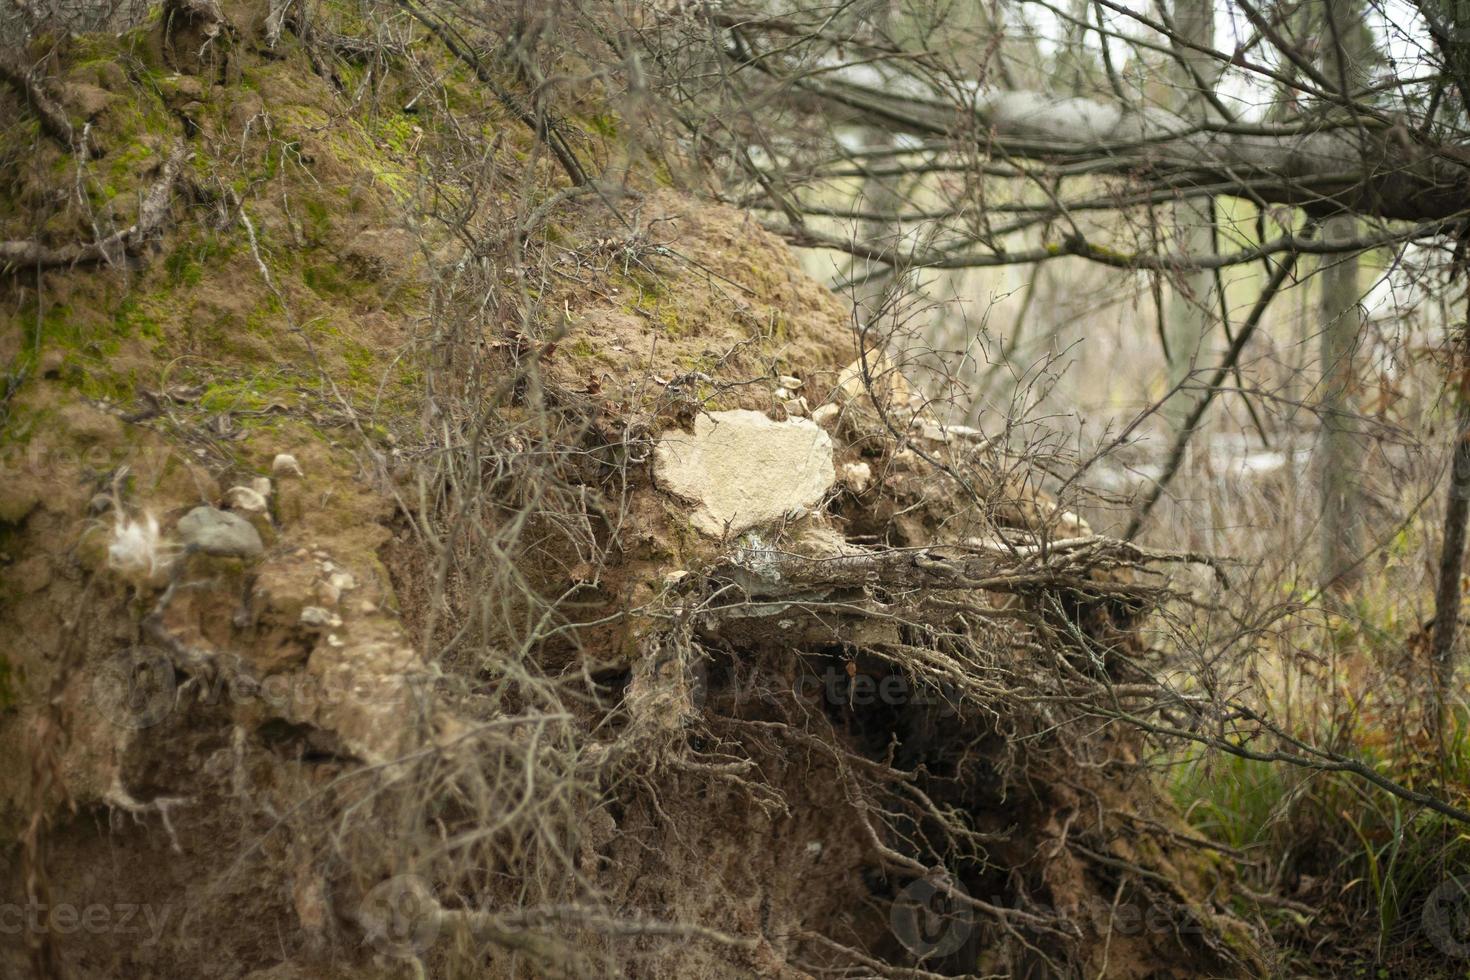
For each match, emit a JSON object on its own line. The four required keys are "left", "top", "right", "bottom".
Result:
{"left": 1433, "top": 313, "right": 1470, "bottom": 690}
{"left": 716, "top": 11, "right": 1470, "bottom": 239}
{"left": 393, "top": 0, "right": 589, "bottom": 187}
{"left": 775, "top": 214, "right": 1456, "bottom": 275}
{"left": 802, "top": 74, "right": 1470, "bottom": 221}
{"left": 0, "top": 141, "right": 186, "bottom": 273}
{"left": 0, "top": 54, "right": 92, "bottom": 155}
{"left": 707, "top": 536, "right": 1218, "bottom": 601}
{"left": 1125, "top": 247, "right": 1304, "bottom": 539}
{"left": 1094, "top": 701, "right": 1470, "bottom": 825}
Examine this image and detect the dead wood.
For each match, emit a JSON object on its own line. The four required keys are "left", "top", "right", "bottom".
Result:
{"left": 0, "top": 141, "right": 186, "bottom": 273}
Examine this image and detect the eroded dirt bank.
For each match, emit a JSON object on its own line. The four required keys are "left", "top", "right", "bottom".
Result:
{"left": 1, "top": 3, "right": 1259, "bottom": 976}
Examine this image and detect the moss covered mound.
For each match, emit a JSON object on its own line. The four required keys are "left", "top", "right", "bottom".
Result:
{"left": 0, "top": 4, "right": 1259, "bottom": 978}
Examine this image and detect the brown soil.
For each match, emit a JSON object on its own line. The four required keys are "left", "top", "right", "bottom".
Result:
{"left": 0, "top": 5, "right": 1262, "bottom": 978}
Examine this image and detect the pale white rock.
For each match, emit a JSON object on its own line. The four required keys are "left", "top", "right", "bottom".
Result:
{"left": 653, "top": 409, "right": 836, "bottom": 536}
{"left": 300, "top": 605, "right": 342, "bottom": 629}
{"left": 810, "top": 403, "right": 840, "bottom": 428}
{"left": 316, "top": 580, "right": 341, "bottom": 607}
{"left": 272, "top": 453, "right": 304, "bottom": 478}
{"left": 1057, "top": 510, "right": 1093, "bottom": 537}
{"left": 839, "top": 461, "right": 873, "bottom": 493}
{"left": 328, "top": 570, "right": 357, "bottom": 592}
{"left": 778, "top": 374, "right": 802, "bottom": 389}
{"left": 223, "top": 485, "right": 268, "bottom": 514}
{"left": 914, "top": 418, "right": 988, "bottom": 445}
{"left": 783, "top": 396, "right": 809, "bottom": 416}
{"left": 789, "top": 522, "right": 868, "bottom": 559}
{"left": 251, "top": 476, "right": 273, "bottom": 498}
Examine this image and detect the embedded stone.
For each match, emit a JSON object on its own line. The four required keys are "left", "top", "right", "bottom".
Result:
{"left": 224, "top": 485, "right": 269, "bottom": 514}
{"left": 839, "top": 461, "right": 874, "bottom": 493}
{"left": 272, "top": 453, "right": 304, "bottom": 478}
{"left": 176, "top": 505, "right": 264, "bottom": 559}
{"left": 653, "top": 409, "right": 835, "bottom": 536}
{"left": 810, "top": 403, "right": 840, "bottom": 428}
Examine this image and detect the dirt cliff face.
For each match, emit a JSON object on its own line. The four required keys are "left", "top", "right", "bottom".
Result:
{"left": 0, "top": 4, "right": 1259, "bottom": 977}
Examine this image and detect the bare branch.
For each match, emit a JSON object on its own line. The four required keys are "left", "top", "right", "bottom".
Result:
{"left": 0, "top": 141, "right": 186, "bottom": 273}
{"left": 0, "top": 52, "right": 95, "bottom": 156}
{"left": 773, "top": 217, "right": 1455, "bottom": 274}
{"left": 789, "top": 70, "right": 1469, "bottom": 222}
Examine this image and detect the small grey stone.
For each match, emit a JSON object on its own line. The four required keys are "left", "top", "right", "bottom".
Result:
{"left": 176, "top": 506, "right": 264, "bottom": 559}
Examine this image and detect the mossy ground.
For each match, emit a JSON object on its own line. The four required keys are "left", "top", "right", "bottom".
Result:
{"left": 0, "top": 8, "right": 486, "bottom": 442}
{"left": 0, "top": 6, "right": 1259, "bottom": 980}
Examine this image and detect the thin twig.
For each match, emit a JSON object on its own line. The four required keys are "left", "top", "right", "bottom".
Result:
{"left": 1125, "top": 244, "right": 1304, "bottom": 540}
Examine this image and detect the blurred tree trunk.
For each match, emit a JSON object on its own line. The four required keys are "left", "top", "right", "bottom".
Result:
{"left": 1316, "top": 3, "right": 1371, "bottom": 591}
{"left": 1432, "top": 319, "right": 1470, "bottom": 692}
{"left": 1162, "top": 0, "right": 1219, "bottom": 433}
{"left": 852, "top": 0, "right": 902, "bottom": 329}
{"left": 1317, "top": 220, "right": 1365, "bottom": 590}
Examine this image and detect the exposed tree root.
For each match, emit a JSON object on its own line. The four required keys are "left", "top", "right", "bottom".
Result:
{"left": 0, "top": 53, "right": 95, "bottom": 156}
{"left": 0, "top": 141, "right": 185, "bottom": 273}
